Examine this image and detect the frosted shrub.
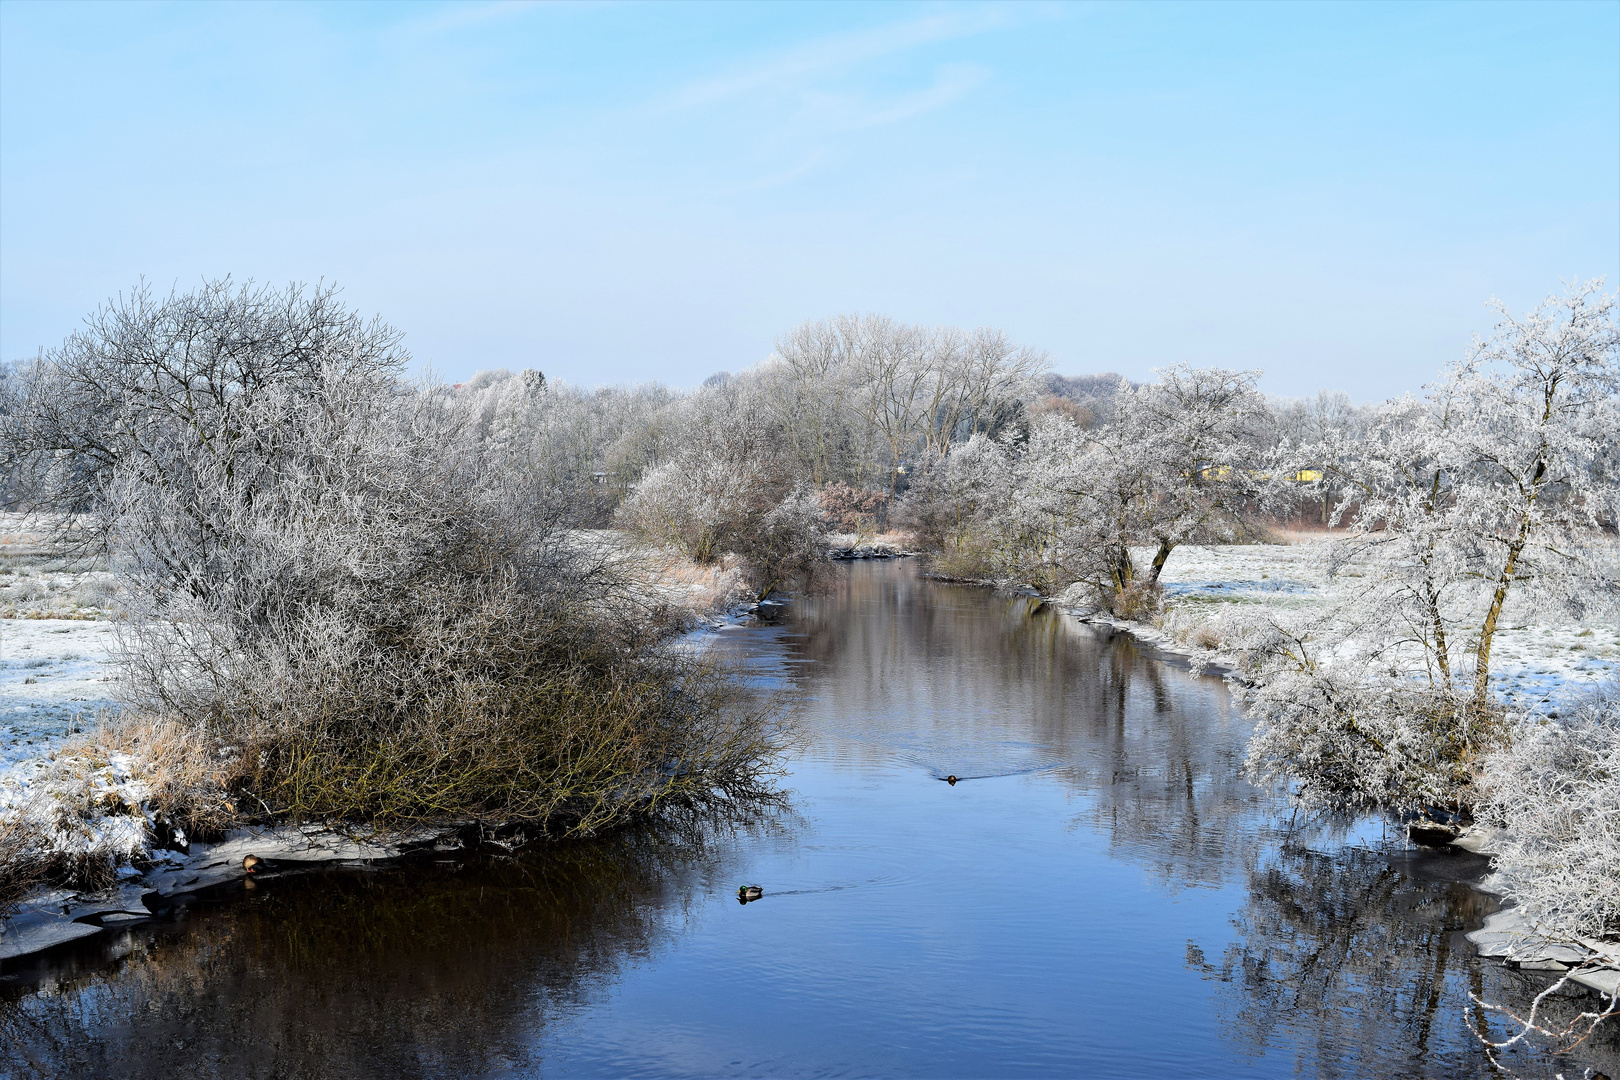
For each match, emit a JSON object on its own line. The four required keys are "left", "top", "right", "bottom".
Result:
{"left": 817, "top": 484, "right": 888, "bottom": 534}
{"left": 2, "top": 280, "right": 786, "bottom": 837}
{"left": 618, "top": 451, "right": 771, "bottom": 564}
{"left": 751, "top": 486, "right": 827, "bottom": 596}
{"left": 1238, "top": 629, "right": 1507, "bottom": 812}
{"left": 896, "top": 433, "right": 1017, "bottom": 581}
{"left": 106, "top": 370, "right": 781, "bottom": 831}
{"left": 616, "top": 379, "right": 826, "bottom": 598}
{"left": 1158, "top": 609, "right": 1225, "bottom": 652}
{"left": 1480, "top": 685, "right": 1620, "bottom": 940}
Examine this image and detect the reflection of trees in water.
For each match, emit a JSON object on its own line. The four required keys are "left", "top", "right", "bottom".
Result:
{"left": 1048, "top": 620, "right": 1277, "bottom": 890}
{"left": 0, "top": 816, "right": 778, "bottom": 1080}
{"left": 1189, "top": 840, "right": 1620, "bottom": 1078}
{"left": 798, "top": 565, "right": 1620, "bottom": 1075}
{"left": 792, "top": 563, "right": 1272, "bottom": 888}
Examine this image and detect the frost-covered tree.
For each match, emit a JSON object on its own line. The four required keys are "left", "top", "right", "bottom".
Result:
{"left": 0, "top": 278, "right": 403, "bottom": 550}
{"left": 901, "top": 366, "right": 1274, "bottom": 609}
{"left": 1267, "top": 389, "right": 1369, "bottom": 525}
{"left": 1115, "top": 365, "right": 1274, "bottom": 584}
{"left": 765, "top": 314, "right": 1045, "bottom": 499}
{"left": 1445, "top": 281, "right": 1620, "bottom": 711}
{"left": 1241, "top": 280, "right": 1620, "bottom": 813}
{"left": 1013, "top": 365, "right": 1271, "bottom": 609}
{"left": 451, "top": 369, "right": 679, "bottom": 526}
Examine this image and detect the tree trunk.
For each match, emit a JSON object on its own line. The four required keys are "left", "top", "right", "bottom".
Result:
{"left": 1147, "top": 539, "right": 1175, "bottom": 585}
{"left": 1472, "top": 374, "right": 1552, "bottom": 712}
{"left": 1472, "top": 512, "right": 1531, "bottom": 712}
{"left": 1424, "top": 582, "right": 1452, "bottom": 687}
{"left": 1110, "top": 546, "right": 1137, "bottom": 610}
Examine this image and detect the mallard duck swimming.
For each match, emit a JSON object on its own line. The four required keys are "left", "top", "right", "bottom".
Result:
{"left": 736, "top": 885, "right": 763, "bottom": 903}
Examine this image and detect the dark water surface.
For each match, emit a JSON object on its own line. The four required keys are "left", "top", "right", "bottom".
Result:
{"left": 4, "top": 562, "right": 1616, "bottom": 1078}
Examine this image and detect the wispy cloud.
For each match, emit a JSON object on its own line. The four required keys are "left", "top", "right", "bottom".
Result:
{"left": 845, "top": 63, "right": 990, "bottom": 128}
{"left": 719, "top": 150, "right": 830, "bottom": 195}
{"left": 394, "top": 0, "right": 548, "bottom": 41}
{"left": 705, "top": 63, "right": 989, "bottom": 196}
{"left": 657, "top": 6, "right": 1018, "bottom": 113}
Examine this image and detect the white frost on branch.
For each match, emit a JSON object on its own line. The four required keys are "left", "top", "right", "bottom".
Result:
{"left": 1480, "top": 683, "right": 1620, "bottom": 942}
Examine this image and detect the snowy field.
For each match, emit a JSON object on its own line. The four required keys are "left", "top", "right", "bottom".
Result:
{"left": 0, "top": 618, "right": 120, "bottom": 771}
{"left": 0, "top": 518, "right": 123, "bottom": 772}
{"left": 1130, "top": 538, "right": 1619, "bottom": 708}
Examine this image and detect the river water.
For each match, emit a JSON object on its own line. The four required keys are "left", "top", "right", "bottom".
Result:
{"left": 3, "top": 561, "right": 1615, "bottom": 1078}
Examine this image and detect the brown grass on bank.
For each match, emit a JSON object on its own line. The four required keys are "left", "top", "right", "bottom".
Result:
{"left": 0, "top": 795, "right": 52, "bottom": 912}
{"left": 73, "top": 714, "right": 249, "bottom": 841}
{"left": 0, "top": 788, "right": 126, "bottom": 913}
{"left": 639, "top": 548, "right": 752, "bottom": 619}
{"left": 0, "top": 714, "right": 251, "bottom": 913}
{"left": 824, "top": 529, "right": 918, "bottom": 553}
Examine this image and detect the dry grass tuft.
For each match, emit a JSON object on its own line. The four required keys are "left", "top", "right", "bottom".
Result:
{"left": 0, "top": 787, "right": 124, "bottom": 912}
{"left": 73, "top": 715, "right": 248, "bottom": 840}
{"left": 1112, "top": 581, "right": 1163, "bottom": 620}
{"left": 0, "top": 796, "right": 52, "bottom": 912}
{"left": 0, "top": 714, "right": 252, "bottom": 913}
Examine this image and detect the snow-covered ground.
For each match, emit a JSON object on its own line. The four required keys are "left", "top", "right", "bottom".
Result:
{"left": 0, "top": 516, "right": 123, "bottom": 768}
{"left": 0, "top": 617, "right": 120, "bottom": 771}
{"left": 1131, "top": 539, "right": 1619, "bottom": 707}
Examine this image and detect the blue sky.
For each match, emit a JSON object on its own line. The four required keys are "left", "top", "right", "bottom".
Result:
{"left": 2, "top": 1, "right": 1616, "bottom": 399}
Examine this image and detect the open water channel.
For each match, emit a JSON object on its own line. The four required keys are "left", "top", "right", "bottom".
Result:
{"left": 3, "top": 561, "right": 1616, "bottom": 1078}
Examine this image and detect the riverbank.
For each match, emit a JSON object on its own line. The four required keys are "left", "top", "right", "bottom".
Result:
{"left": 0, "top": 530, "right": 790, "bottom": 962}
{"left": 1, "top": 821, "right": 458, "bottom": 961}
{"left": 1081, "top": 539, "right": 1619, "bottom": 708}
{"left": 1048, "top": 539, "right": 1620, "bottom": 1010}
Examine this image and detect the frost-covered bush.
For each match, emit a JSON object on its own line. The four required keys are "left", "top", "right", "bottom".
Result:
{"left": 1, "top": 280, "right": 785, "bottom": 836}
{"left": 1236, "top": 615, "right": 1508, "bottom": 812}
{"left": 618, "top": 449, "right": 773, "bottom": 564}
{"left": 616, "top": 379, "right": 826, "bottom": 598}
{"left": 1480, "top": 685, "right": 1620, "bottom": 940}
{"left": 895, "top": 432, "right": 1017, "bottom": 580}
{"left": 110, "top": 372, "right": 778, "bottom": 830}
{"left": 818, "top": 484, "right": 888, "bottom": 533}
{"left": 749, "top": 487, "right": 827, "bottom": 596}
{"left": 1157, "top": 606, "right": 1229, "bottom": 651}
